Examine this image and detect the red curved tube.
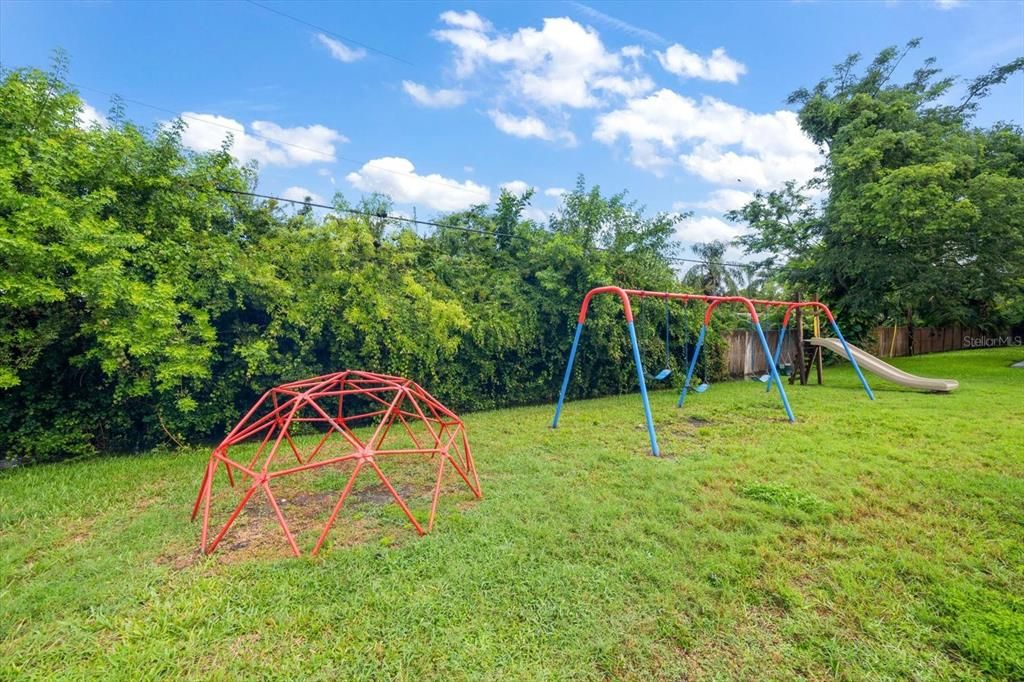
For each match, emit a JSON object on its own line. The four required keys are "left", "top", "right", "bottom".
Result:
{"left": 703, "top": 296, "right": 761, "bottom": 326}
{"left": 579, "top": 285, "right": 636, "bottom": 322}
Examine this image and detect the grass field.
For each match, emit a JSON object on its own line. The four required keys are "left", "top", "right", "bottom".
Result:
{"left": 2, "top": 348, "right": 1022, "bottom": 680}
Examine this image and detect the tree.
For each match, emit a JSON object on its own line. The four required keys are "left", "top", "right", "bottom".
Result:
{"left": 683, "top": 240, "right": 745, "bottom": 296}
{"left": 732, "top": 42, "right": 1024, "bottom": 336}
{"left": 494, "top": 185, "right": 535, "bottom": 249}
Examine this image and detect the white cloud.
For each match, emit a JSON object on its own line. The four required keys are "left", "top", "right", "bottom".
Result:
{"left": 179, "top": 113, "right": 346, "bottom": 167}
{"left": 593, "top": 74, "right": 655, "bottom": 98}
{"left": 593, "top": 89, "right": 821, "bottom": 188}
{"left": 674, "top": 215, "right": 746, "bottom": 243}
{"left": 500, "top": 180, "right": 534, "bottom": 195}
{"left": 523, "top": 206, "right": 550, "bottom": 223}
{"left": 464, "top": 165, "right": 475, "bottom": 173}
{"left": 281, "top": 186, "right": 325, "bottom": 205}
{"left": 433, "top": 14, "right": 634, "bottom": 109}
{"left": 401, "top": 80, "right": 468, "bottom": 108}
{"left": 657, "top": 44, "right": 746, "bottom": 83}
{"left": 544, "top": 187, "right": 569, "bottom": 198}
{"left": 934, "top": 0, "right": 963, "bottom": 8}
{"left": 489, "top": 110, "right": 577, "bottom": 145}
{"left": 345, "top": 157, "right": 490, "bottom": 211}
{"left": 77, "top": 101, "right": 107, "bottom": 129}
{"left": 679, "top": 143, "right": 817, "bottom": 189}
{"left": 440, "top": 9, "right": 492, "bottom": 32}
{"left": 676, "top": 189, "right": 755, "bottom": 213}
{"left": 316, "top": 33, "right": 367, "bottom": 63}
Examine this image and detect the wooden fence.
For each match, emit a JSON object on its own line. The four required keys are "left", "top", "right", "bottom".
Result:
{"left": 870, "top": 324, "right": 1003, "bottom": 358}
{"left": 724, "top": 323, "right": 1014, "bottom": 376}
{"left": 724, "top": 329, "right": 798, "bottom": 377}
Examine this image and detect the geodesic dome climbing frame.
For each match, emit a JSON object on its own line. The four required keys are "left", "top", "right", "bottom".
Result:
{"left": 191, "top": 370, "right": 481, "bottom": 556}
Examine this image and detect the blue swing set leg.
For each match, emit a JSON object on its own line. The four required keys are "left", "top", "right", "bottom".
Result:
{"left": 677, "top": 325, "right": 707, "bottom": 408}
{"left": 680, "top": 322, "right": 795, "bottom": 422}
{"left": 761, "top": 315, "right": 874, "bottom": 402}
{"left": 831, "top": 319, "right": 875, "bottom": 400}
{"left": 766, "top": 326, "right": 787, "bottom": 392}
{"left": 553, "top": 320, "right": 660, "bottom": 456}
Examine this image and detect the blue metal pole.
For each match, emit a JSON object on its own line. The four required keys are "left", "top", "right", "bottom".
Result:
{"left": 627, "top": 321, "right": 660, "bottom": 456}
{"left": 830, "top": 320, "right": 875, "bottom": 400}
{"left": 677, "top": 325, "right": 706, "bottom": 408}
{"left": 551, "top": 321, "right": 584, "bottom": 428}
{"left": 753, "top": 321, "right": 796, "bottom": 422}
{"left": 765, "top": 326, "right": 788, "bottom": 393}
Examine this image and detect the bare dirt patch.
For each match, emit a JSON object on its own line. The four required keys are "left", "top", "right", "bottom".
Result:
{"left": 163, "top": 459, "right": 480, "bottom": 564}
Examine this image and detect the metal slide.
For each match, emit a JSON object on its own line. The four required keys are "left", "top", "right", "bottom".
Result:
{"left": 810, "top": 337, "right": 959, "bottom": 392}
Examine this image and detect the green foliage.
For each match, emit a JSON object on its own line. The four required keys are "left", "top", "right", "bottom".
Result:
{"left": 0, "top": 66, "right": 722, "bottom": 462}
{"left": 683, "top": 240, "right": 747, "bottom": 296}
{"left": 731, "top": 42, "right": 1024, "bottom": 335}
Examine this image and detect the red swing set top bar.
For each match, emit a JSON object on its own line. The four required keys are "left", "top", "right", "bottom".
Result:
{"left": 577, "top": 286, "right": 773, "bottom": 324}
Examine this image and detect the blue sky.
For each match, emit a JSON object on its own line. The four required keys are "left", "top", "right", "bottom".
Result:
{"left": 2, "top": 0, "right": 1022, "bottom": 254}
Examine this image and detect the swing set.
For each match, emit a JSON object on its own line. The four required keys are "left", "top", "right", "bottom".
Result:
{"left": 551, "top": 286, "right": 873, "bottom": 456}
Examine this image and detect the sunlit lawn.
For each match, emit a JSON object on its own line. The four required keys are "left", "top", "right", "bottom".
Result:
{"left": 2, "top": 348, "right": 1022, "bottom": 679}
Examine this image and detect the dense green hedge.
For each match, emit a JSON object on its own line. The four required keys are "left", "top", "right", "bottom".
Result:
{"left": 0, "top": 66, "right": 726, "bottom": 463}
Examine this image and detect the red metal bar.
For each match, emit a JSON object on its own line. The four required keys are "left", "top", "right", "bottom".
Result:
{"left": 312, "top": 459, "right": 365, "bottom": 555}
{"left": 578, "top": 285, "right": 636, "bottom": 323}
{"left": 267, "top": 452, "right": 360, "bottom": 479}
{"left": 262, "top": 483, "right": 301, "bottom": 557}
{"left": 367, "top": 458, "right": 425, "bottom": 535}
{"left": 428, "top": 455, "right": 447, "bottom": 532}
{"left": 205, "top": 483, "right": 259, "bottom": 554}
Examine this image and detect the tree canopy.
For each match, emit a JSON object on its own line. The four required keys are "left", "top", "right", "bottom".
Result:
{"left": 730, "top": 42, "right": 1024, "bottom": 333}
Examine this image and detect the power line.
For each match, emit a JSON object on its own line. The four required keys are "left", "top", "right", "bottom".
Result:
{"left": 75, "top": 84, "right": 491, "bottom": 200}
{"left": 215, "top": 186, "right": 513, "bottom": 238}
{"left": 244, "top": 0, "right": 415, "bottom": 67}
{"left": 213, "top": 186, "right": 766, "bottom": 270}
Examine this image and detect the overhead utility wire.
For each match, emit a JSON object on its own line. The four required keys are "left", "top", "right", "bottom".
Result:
{"left": 75, "top": 84, "right": 491, "bottom": 200}
{"left": 244, "top": 0, "right": 415, "bottom": 66}
{"left": 219, "top": 184, "right": 499, "bottom": 237}
{"left": 214, "top": 187, "right": 767, "bottom": 271}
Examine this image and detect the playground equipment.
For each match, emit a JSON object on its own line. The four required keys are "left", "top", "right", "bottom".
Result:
{"left": 191, "top": 370, "right": 481, "bottom": 557}
{"left": 811, "top": 337, "right": 959, "bottom": 392}
{"left": 552, "top": 287, "right": 874, "bottom": 456}
{"left": 754, "top": 299, "right": 874, "bottom": 400}
{"left": 645, "top": 297, "right": 673, "bottom": 382}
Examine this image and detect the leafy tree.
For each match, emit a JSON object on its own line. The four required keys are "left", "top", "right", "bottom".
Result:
{"left": 493, "top": 185, "right": 535, "bottom": 249}
{"left": 683, "top": 240, "right": 745, "bottom": 296}
{"left": 731, "top": 42, "right": 1024, "bottom": 338}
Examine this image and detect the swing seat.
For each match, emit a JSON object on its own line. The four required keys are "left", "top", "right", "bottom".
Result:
{"left": 694, "top": 382, "right": 709, "bottom": 393}
{"left": 653, "top": 368, "right": 672, "bottom": 381}
{"left": 757, "top": 374, "right": 771, "bottom": 383}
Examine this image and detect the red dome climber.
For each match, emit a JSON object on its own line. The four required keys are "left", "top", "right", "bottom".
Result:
{"left": 191, "top": 370, "right": 481, "bottom": 556}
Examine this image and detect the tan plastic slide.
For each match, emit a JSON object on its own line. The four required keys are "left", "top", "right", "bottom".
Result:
{"left": 810, "top": 337, "right": 959, "bottom": 392}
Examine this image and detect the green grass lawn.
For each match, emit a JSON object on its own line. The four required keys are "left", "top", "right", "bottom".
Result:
{"left": 2, "top": 348, "right": 1023, "bottom": 680}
